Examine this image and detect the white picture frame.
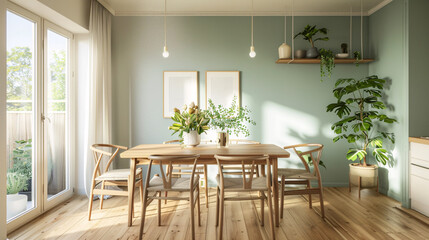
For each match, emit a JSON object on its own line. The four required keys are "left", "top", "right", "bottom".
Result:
{"left": 205, "top": 71, "right": 240, "bottom": 109}
{"left": 163, "top": 71, "right": 199, "bottom": 118}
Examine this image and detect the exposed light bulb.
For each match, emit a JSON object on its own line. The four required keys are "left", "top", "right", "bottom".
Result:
{"left": 162, "top": 46, "right": 169, "bottom": 58}
{"left": 249, "top": 46, "right": 256, "bottom": 58}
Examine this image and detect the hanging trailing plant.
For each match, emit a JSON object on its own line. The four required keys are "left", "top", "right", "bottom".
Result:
{"left": 319, "top": 48, "right": 335, "bottom": 82}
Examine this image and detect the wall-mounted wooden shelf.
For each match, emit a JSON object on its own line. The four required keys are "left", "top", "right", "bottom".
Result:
{"left": 275, "top": 58, "right": 375, "bottom": 64}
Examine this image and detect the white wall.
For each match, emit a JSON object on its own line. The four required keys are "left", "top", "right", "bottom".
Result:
{"left": 10, "top": 0, "right": 89, "bottom": 33}
{"left": 0, "top": 0, "right": 7, "bottom": 238}
{"left": 75, "top": 34, "right": 90, "bottom": 195}
{"left": 38, "top": 0, "right": 90, "bottom": 30}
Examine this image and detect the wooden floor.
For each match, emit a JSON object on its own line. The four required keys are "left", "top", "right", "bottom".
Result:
{"left": 8, "top": 187, "right": 429, "bottom": 240}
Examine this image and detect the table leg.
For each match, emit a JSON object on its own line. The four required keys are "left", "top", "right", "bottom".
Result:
{"left": 272, "top": 157, "right": 280, "bottom": 227}
{"left": 204, "top": 164, "right": 209, "bottom": 208}
{"left": 128, "top": 158, "right": 137, "bottom": 227}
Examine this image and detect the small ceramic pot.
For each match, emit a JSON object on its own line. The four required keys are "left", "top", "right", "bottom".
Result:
{"left": 295, "top": 49, "right": 307, "bottom": 59}
{"left": 306, "top": 47, "right": 319, "bottom": 58}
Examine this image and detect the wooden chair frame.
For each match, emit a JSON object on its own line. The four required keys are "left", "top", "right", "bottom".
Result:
{"left": 139, "top": 154, "right": 201, "bottom": 240}
{"left": 280, "top": 144, "right": 325, "bottom": 218}
{"left": 163, "top": 140, "right": 209, "bottom": 207}
{"left": 224, "top": 139, "right": 262, "bottom": 177}
{"left": 88, "top": 144, "right": 143, "bottom": 227}
{"left": 215, "top": 154, "right": 275, "bottom": 240}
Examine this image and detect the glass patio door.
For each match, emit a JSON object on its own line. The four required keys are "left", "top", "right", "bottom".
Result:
{"left": 6, "top": 5, "right": 42, "bottom": 231}
{"left": 42, "top": 20, "right": 73, "bottom": 210}
{"left": 6, "top": 3, "right": 74, "bottom": 232}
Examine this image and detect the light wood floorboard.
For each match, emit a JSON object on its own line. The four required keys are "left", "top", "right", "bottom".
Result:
{"left": 8, "top": 187, "right": 429, "bottom": 240}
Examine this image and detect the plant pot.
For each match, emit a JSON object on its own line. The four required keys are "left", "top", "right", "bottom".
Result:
{"left": 183, "top": 130, "right": 201, "bottom": 147}
{"left": 7, "top": 193, "right": 28, "bottom": 219}
{"left": 349, "top": 163, "right": 378, "bottom": 188}
{"left": 217, "top": 132, "right": 229, "bottom": 147}
{"left": 19, "top": 178, "right": 32, "bottom": 201}
{"left": 295, "top": 49, "right": 307, "bottom": 59}
{"left": 306, "top": 47, "right": 319, "bottom": 58}
{"left": 278, "top": 43, "right": 291, "bottom": 59}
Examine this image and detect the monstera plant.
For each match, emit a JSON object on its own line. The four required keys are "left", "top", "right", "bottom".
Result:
{"left": 326, "top": 75, "right": 397, "bottom": 193}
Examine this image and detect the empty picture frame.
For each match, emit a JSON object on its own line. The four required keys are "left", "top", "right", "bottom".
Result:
{"left": 163, "top": 71, "right": 199, "bottom": 118}
{"left": 205, "top": 71, "right": 240, "bottom": 109}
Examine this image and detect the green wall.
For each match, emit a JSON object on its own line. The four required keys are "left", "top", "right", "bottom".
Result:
{"left": 368, "top": 0, "right": 409, "bottom": 203}
{"left": 111, "top": 15, "right": 410, "bottom": 192}
{"left": 409, "top": 0, "right": 429, "bottom": 137}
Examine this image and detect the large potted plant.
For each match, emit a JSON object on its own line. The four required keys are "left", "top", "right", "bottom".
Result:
{"left": 326, "top": 75, "right": 397, "bottom": 191}
{"left": 168, "top": 102, "right": 210, "bottom": 147}
{"left": 7, "top": 172, "right": 29, "bottom": 219}
{"left": 205, "top": 96, "right": 256, "bottom": 146}
{"left": 294, "top": 25, "right": 329, "bottom": 58}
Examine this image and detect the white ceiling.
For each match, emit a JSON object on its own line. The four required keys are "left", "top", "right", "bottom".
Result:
{"left": 98, "top": 0, "right": 392, "bottom": 16}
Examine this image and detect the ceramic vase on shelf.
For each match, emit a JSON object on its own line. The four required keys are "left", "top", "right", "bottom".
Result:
{"left": 295, "top": 49, "right": 307, "bottom": 59}
{"left": 183, "top": 130, "right": 201, "bottom": 147}
{"left": 306, "top": 47, "right": 319, "bottom": 58}
{"left": 278, "top": 43, "right": 292, "bottom": 59}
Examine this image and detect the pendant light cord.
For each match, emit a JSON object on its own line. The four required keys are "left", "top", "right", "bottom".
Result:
{"left": 284, "top": 1, "right": 287, "bottom": 44}
{"left": 350, "top": 1, "right": 352, "bottom": 54}
{"left": 251, "top": 0, "right": 254, "bottom": 47}
{"left": 164, "top": 0, "right": 167, "bottom": 47}
{"left": 360, "top": 0, "right": 364, "bottom": 59}
{"left": 291, "top": 0, "right": 294, "bottom": 61}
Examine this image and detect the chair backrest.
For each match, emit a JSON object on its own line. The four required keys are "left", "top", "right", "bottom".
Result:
{"left": 283, "top": 144, "right": 324, "bottom": 177}
{"left": 144, "top": 154, "right": 200, "bottom": 190}
{"left": 90, "top": 144, "right": 128, "bottom": 178}
{"left": 229, "top": 139, "right": 260, "bottom": 144}
{"left": 215, "top": 154, "right": 270, "bottom": 190}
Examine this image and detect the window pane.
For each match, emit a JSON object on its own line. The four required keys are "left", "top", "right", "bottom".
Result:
{"left": 6, "top": 10, "right": 36, "bottom": 221}
{"left": 46, "top": 29, "right": 68, "bottom": 198}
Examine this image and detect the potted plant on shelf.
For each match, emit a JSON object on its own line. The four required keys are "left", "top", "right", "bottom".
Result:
{"left": 294, "top": 25, "right": 329, "bottom": 58}
{"left": 205, "top": 96, "right": 256, "bottom": 146}
{"left": 326, "top": 75, "right": 397, "bottom": 196}
{"left": 6, "top": 171, "right": 29, "bottom": 219}
{"left": 168, "top": 102, "right": 210, "bottom": 147}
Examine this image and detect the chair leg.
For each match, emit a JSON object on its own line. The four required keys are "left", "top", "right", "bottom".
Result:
{"left": 349, "top": 173, "right": 352, "bottom": 192}
{"left": 197, "top": 185, "right": 201, "bottom": 226}
{"left": 215, "top": 187, "right": 220, "bottom": 227}
{"left": 358, "top": 176, "right": 361, "bottom": 199}
{"left": 139, "top": 190, "right": 148, "bottom": 240}
{"left": 319, "top": 188, "right": 325, "bottom": 218}
{"left": 267, "top": 188, "right": 276, "bottom": 240}
{"left": 99, "top": 180, "right": 105, "bottom": 210}
{"left": 139, "top": 179, "right": 144, "bottom": 205}
{"left": 307, "top": 180, "right": 312, "bottom": 209}
{"left": 88, "top": 185, "right": 95, "bottom": 221}
{"left": 158, "top": 191, "right": 162, "bottom": 226}
{"left": 260, "top": 191, "right": 265, "bottom": 226}
{"left": 218, "top": 189, "right": 225, "bottom": 240}
{"left": 204, "top": 164, "right": 209, "bottom": 208}
{"left": 280, "top": 176, "right": 285, "bottom": 219}
{"left": 190, "top": 188, "right": 196, "bottom": 240}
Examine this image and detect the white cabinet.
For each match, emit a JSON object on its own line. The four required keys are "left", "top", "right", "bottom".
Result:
{"left": 409, "top": 141, "right": 429, "bottom": 217}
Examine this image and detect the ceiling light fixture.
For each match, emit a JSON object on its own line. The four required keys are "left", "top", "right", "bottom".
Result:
{"left": 162, "top": 0, "right": 169, "bottom": 58}
{"left": 249, "top": 0, "right": 256, "bottom": 58}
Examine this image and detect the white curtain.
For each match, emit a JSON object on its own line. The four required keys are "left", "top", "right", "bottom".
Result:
{"left": 84, "top": 0, "right": 112, "bottom": 197}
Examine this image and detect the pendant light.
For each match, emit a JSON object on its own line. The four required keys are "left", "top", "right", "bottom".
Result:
{"left": 249, "top": 0, "right": 256, "bottom": 58}
{"left": 278, "top": 0, "right": 291, "bottom": 59}
{"left": 162, "top": 0, "right": 169, "bottom": 58}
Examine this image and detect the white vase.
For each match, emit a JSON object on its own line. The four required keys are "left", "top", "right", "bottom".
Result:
{"left": 7, "top": 193, "right": 28, "bottom": 219}
{"left": 183, "top": 130, "right": 201, "bottom": 147}
{"left": 278, "top": 43, "right": 292, "bottom": 59}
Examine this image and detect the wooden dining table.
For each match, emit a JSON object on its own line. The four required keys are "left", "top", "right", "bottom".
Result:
{"left": 120, "top": 143, "right": 290, "bottom": 227}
